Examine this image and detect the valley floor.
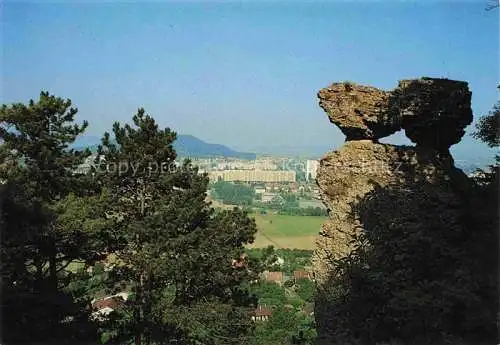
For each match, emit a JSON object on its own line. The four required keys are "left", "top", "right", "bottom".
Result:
{"left": 247, "top": 213, "right": 325, "bottom": 250}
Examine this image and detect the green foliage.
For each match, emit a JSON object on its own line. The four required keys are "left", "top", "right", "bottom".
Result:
{"left": 245, "top": 245, "right": 282, "bottom": 271}
{"left": 278, "top": 206, "right": 328, "bottom": 217}
{"left": 245, "top": 246, "right": 317, "bottom": 344}
{"left": 252, "top": 306, "right": 316, "bottom": 345}
{"left": 255, "top": 191, "right": 327, "bottom": 216}
{"left": 471, "top": 96, "right": 499, "bottom": 197}
{"left": 473, "top": 101, "right": 499, "bottom": 148}
{"left": 276, "top": 249, "right": 312, "bottom": 276}
{"left": 212, "top": 181, "right": 255, "bottom": 205}
{"left": 0, "top": 93, "right": 318, "bottom": 344}
{"left": 250, "top": 281, "right": 287, "bottom": 306}
{"left": 245, "top": 247, "right": 313, "bottom": 275}
{"left": 281, "top": 192, "right": 298, "bottom": 204}
{"left": 93, "top": 108, "right": 260, "bottom": 344}
{"left": 268, "top": 306, "right": 299, "bottom": 334}
{"left": 295, "top": 279, "right": 316, "bottom": 303}
{"left": 0, "top": 92, "right": 102, "bottom": 342}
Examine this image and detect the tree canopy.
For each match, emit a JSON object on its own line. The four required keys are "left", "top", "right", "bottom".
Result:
{"left": 0, "top": 91, "right": 102, "bottom": 341}
{"left": 473, "top": 98, "right": 499, "bottom": 148}
{"left": 1, "top": 95, "right": 263, "bottom": 345}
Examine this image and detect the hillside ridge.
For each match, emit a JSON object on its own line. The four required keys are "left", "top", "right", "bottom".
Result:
{"left": 73, "top": 134, "right": 256, "bottom": 160}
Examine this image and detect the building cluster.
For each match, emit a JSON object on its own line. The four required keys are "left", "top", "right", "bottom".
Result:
{"left": 252, "top": 269, "right": 315, "bottom": 321}
{"left": 210, "top": 160, "right": 278, "bottom": 171}
{"left": 194, "top": 157, "right": 320, "bottom": 183}
{"left": 192, "top": 156, "right": 286, "bottom": 171}
{"left": 91, "top": 256, "right": 314, "bottom": 323}
{"left": 261, "top": 269, "right": 314, "bottom": 286}
{"left": 209, "top": 169, "right": 296, "bottom": 183}
{"left": 75, "top": 154, "right": 321, "bottom": 185}
{"left": 208, "top": 180, "right": 323, "bottom": 206}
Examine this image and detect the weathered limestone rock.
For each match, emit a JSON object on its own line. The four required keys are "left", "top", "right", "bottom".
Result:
{"left": 317, "top": 82, "right": 400, "bottom": 141}
{"left": 312, "top": 77, "right": 473, "bottom": 344}
{"left": 313, "top": 140, "right": 465, "bottom": 281}
{"left": 313, "top": 141, "right": 470, "bottom": 345}
{"left": 317, "top": 78, "right": 473, "bottom": 151}
{"left": 396, "top": 78, "right": 473, "bottom": 151}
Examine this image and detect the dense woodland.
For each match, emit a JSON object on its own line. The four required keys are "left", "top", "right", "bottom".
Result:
{"left": 1, "top": 91, "right": 498, "bottom": 345}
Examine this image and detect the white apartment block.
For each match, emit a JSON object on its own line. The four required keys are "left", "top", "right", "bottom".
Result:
{"left": 306, "top": 160, "right": 320, "bottom": 181}
{"left": 209, "top": 170, "right": 296, "bottom": 183}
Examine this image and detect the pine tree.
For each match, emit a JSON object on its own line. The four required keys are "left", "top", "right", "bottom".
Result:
{"left": 95, "top": 108, "right": 260, "bottom": 345}
{"left": 0, "top": 91, "right": 102, "bottom": 341}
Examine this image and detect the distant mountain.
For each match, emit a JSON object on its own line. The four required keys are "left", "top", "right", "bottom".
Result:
{"left": 72, "top": 134, "right": 256, "bottom": 160}
{"left": 174, "top": 135, "right": 256, "bottom": 159}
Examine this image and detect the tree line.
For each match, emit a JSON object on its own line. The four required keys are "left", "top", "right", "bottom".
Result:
{"left": 2, "top": 90, "right": 498, "bottom": 345}
{"left": 210, "top": 181, "right": 255, "bottom": 206}
{"left": 0, "top": 92, "right": 266, "bottom": 345}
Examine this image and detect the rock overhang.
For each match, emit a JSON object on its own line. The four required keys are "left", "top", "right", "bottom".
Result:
{"left": 317, "top": 77, "right": 473, "bottom": 151}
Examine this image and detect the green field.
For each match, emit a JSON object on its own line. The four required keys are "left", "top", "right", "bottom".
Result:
{"left": 248, "top": 213, "right": 326, "bottom": 250}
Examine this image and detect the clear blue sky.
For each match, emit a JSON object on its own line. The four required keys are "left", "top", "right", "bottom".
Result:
{"left": 1, "top": 1, "right": 498, "bottom": 161}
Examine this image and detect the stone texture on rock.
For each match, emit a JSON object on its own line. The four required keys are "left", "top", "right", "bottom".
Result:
{"left": 317, "top": 78, "right": 473, "bottom": 150}
{"left": 312, "top": 140, "right": 470, "bottom": 345}
{"left": 312, "top": 77, "right": 474, "bottom": 343}
{"left": 313, "top": 140, "right": 466, "bottom": 283}
{"left": 317, "top": 82, "right": 400, "bottom": 141}
{"left": 395, "top": 78, "right": 473, "bottom": 151}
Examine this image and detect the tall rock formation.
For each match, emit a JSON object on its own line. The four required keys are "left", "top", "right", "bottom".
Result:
{"left": 313, "top": 78, "right": 474, "bottom": 344}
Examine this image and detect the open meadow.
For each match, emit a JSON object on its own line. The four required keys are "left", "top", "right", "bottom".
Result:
{"left": 247, "top": 213, "right": 325, "bottom": 250}
{"left": 207, "top": 196, "right": 325, "bottom": 249}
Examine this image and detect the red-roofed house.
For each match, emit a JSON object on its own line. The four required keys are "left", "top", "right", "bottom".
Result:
{"left": 265, "top": 271, "right": 284, "bottom": 285}
{"left": 293, "top": 270, "right": 311, "bottom": 282}
{"left": 252, "top": 305, "right": 273, "bottom": 321}
{"left": 91, "top": 292, "right": 128, "bottom": 320}
{"left": 92, "top": 297, "right": 122, "bottom": 312}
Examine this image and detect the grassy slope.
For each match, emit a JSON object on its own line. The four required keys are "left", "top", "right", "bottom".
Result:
{"left": 248, "top": 213, "right": 325, "bottom": 250}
